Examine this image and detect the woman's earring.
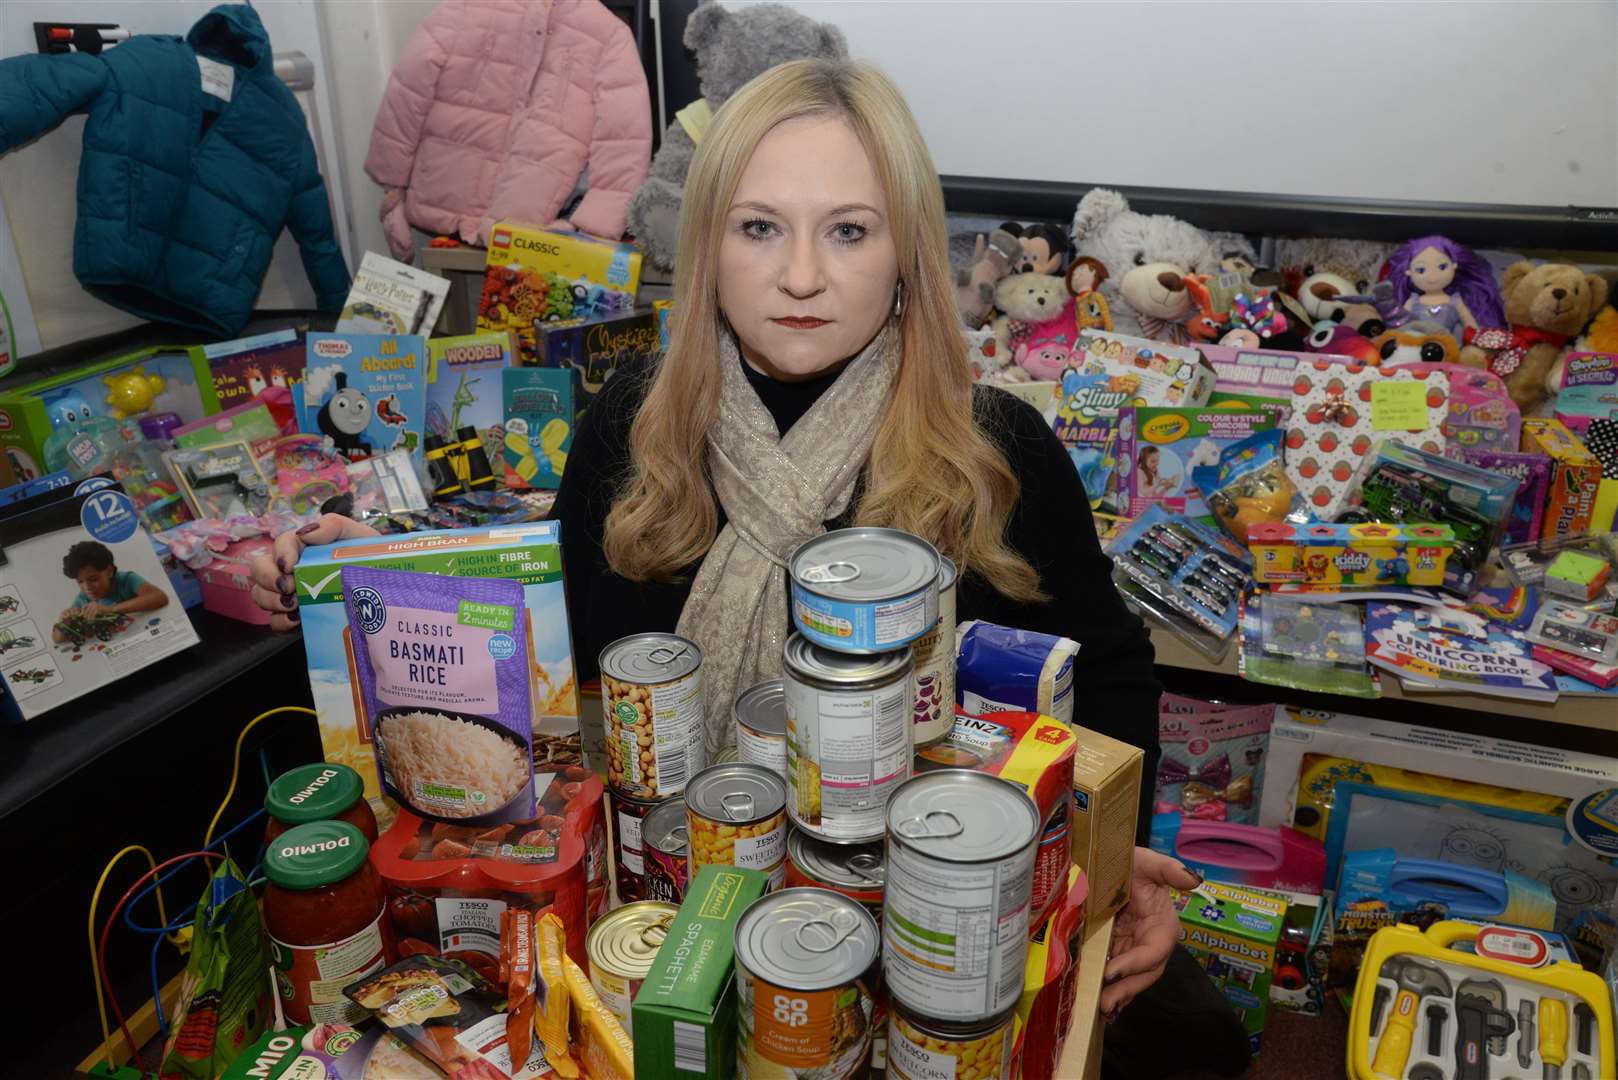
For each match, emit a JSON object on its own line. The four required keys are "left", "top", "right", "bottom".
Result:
{"left": 892, "top": 280, "right": 905, "bottom": 320}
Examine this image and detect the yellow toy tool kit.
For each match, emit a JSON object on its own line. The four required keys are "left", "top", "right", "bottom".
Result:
{"left": 1348, "top": 922, "right": 1612, "bottom": 1080}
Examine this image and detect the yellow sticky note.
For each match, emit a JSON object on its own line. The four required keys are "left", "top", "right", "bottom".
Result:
{"left": 1371, "top": 380, "right": 1429, "bottom": 431}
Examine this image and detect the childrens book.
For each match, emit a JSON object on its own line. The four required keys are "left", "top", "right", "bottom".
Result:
{"left": 201, "top": 328, "right": 304, "bottom": 411}
{"left": 501, "top": 367, "right": 572, "bottom": 490}
{"left": 336, "top": 252, "right": 449, "bottom": 336}
{"left": 1364, "top": 601, "right": 1558, "bottom": 701}
{"left": 298, "top": 334, "right": 427, "bottom": 467}
{"left": 426, "top": 331, "right": 513, "bottom": 448}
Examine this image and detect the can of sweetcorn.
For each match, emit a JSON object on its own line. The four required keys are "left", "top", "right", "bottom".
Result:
{"left": 684, "top": 762, "right": 787, "bottom": 890}
{"left": 887, "top": 1000, "right": 1016, "bottom": 1080}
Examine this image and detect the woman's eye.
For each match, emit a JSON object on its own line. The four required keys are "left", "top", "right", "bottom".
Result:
{"left": 740, "top": 219, "right": 776, "bottom": 240}
{"left": 830, "top": 221, "right": 867, "bottom": 245}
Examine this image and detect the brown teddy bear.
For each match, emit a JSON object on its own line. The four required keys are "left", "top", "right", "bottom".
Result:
{"left": 1459, "top": 260, "right": 1608, "bottom": 412}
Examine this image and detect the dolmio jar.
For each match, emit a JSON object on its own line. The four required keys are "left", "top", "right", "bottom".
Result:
{"left": 263, "top": 763, "right": 379, "bottom": 846}
{"left": 263, "top": 821, "right": 395, "bottom": 1025}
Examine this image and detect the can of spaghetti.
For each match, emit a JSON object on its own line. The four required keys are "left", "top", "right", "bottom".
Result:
{"left": 735, "top": 888, "right": 880, "bottom": 1079}
{"left": 610, "top": 792, "right": 674, "bottom": 903}
{"left": 784, "top": 633, "right": 913, "bottom": 844}
{"left": 910, "top": 556, "right": 958, "bottom": 748}
{"left": 888, "top": 1000, "right": 1016, "bottom": 1080}
{"left": 685, "top": 763, "right": 787, "bottom": 888}
{"left": 734, "top": 678, "right": 787, "bottom": 780}
{"left": 785, "top": 828, "right": 886, "bottom": 922}
{"left": 641, "top": 796, "right": 690, "bottom": 904}
{"left": 586, "top": 900, "right": 677, "bottom": 1037}
{"left": 600, "top": 633, "right": 705, "bottom": 800}
{"left": 790, "top": 527, "right": 940, "bottom": 654}
{"left": 883, "top": 770, "right": 1039, "bottom": 1021}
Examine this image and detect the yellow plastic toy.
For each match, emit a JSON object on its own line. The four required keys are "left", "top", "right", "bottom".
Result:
{"left": 1349, "top": 921, "right": 1612, "bottom": 1080}
{"left": 103, "top": 367, "right": 166, "bottom": 419}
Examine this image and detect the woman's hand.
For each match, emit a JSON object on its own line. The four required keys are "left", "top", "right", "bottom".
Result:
{"left": 1099, "top": 846, "right": 1202, "bottom": 1019}
{"left": 250, "top": 514, "right": 381, "bottom": 631}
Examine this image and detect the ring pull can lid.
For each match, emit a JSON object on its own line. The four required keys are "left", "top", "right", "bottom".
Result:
{"left": 647, "top": 642, "right": 692, "bottom": 667}
{"left": 794, "top": 915, "right": 858, "bottom": 954}
{"left": 801, "top": 560, "right": 862, "bottom": 585}
{"left": 668, "top": 824, "right": 689, "bottom": 848}
{"left": 845, "top": 852, "right": 884, "bottom": 886}
{"left": 641, "top": 914, "right": 673, "bottom": 950}
{"left": 721, "top": 791, "right": 756, "bottom": 821}
{"left": 895, "top": 809, "right": 964, "bottom": 840}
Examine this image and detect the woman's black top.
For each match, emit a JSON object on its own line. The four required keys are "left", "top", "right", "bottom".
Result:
{"left": 549, "top": 354, "right": 1163, "bottom": 833}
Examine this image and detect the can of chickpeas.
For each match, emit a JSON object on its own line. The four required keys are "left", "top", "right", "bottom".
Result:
{"left": 610, "top": 792, "right": 675, "bottom": 903}
{"left": 600, "top": 633, "right": 705, "bottom": 800}
{"left": 685, "top": 763, "right": 787, "bottom": 889}
{"left": 586, "top": 900, "right": 676, "bottom": 1037}
{"left": 734, "top": 678, "right": 787, "bottom": 780}
{"left": 641, "top": 796, "right": 690, "bottom": 904}
{"left": 909, "top": 557, "right": 958, "bottom": 748}
{"left": 887, "top": 1000, "right": 1016, "bottom": 1080}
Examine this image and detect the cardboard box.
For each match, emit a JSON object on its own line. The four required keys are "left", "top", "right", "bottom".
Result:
{"left": 1521, "top": 417, "right": 1601, "bottom": 539}
{"left": 1246, "top": 521, "right": 1454, "bottom": 587}
{"left": 1069, "top": 725, "right": 1143, "bottom": 937}
{"left": 0, "top": 478, "right": 198, "bottom": 722}
{"left": 1117, "top": 406, "right": 1276, "bottom": 518}
{"left": 295, "top": 523, "right": 580, "bottom": 810}
{"left": 632, "top": 865, "right": 769, "bottom": 1080}
{"left": 531, "top": 309, "right": 659, "bottom": 422}
{"left": 0, "top": 345, "right": 217, "bottom": 482}
{"left": 479, "top": 223, "right": 642, "bottom": 363}
{"left": 1176, "top": 881, "right": 1285, "bottom": 1054}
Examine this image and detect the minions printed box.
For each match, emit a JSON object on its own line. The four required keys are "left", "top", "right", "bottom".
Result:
{"left": 297, "top": 334, "right": 428, "bottom": 470}
{"left": 0, "top": 345, "right": 217, "bottom": 484}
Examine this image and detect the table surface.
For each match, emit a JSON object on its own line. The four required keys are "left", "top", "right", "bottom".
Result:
{"left": 1148, "top": 624, "right": 1615, "bottom": 733}
{"left": 0, "top": 609, "right": 300, "bottom": 820}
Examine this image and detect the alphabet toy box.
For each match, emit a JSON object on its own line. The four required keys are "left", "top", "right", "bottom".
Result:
{"left": 295, "top": 523, "right": 579, "bottom": 811}
{"left": 0, "top": 345, "right": 216, "bottom": 483}
{"left": 1175, "top": 880, "right": 1285, "bottom": 1053}
{"left": 478, "top": 223, "right": 642, "bottom": 363}
{"left": 1246, "top": 522, "right": 1455, "bottom": 587}
{"left": 0, "top": 478, "right": 198, "bottom": 723}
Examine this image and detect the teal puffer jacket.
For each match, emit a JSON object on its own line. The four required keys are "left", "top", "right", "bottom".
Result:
{"left": 0, "top": 5, "right": 349, "bottom": 336}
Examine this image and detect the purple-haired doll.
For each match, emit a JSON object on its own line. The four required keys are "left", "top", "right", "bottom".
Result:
{"left": 1387, "top": 235, "right": 1505, "bottom": 340}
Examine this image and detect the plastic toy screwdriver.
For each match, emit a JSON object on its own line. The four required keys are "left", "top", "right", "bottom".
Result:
{"left": 1371, "top": 958, "right": 1452, "bottom": 1079}
{"left": 1539, "top": 998, "right": 1567, "bottom": 1080}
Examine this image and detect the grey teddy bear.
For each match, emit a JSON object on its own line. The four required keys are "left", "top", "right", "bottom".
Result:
{"left": 625, "top": 1, "right": 848, "bottom": 275}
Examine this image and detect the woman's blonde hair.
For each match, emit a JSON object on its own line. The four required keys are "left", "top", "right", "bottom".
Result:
{"left": 603, "top": 59, "right": 1046, "bottom": 602}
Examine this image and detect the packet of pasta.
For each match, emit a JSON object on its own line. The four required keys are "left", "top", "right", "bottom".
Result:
{"left": 502, "top": 908, "right": 536, "bottom": 1072}
{"left": 563, "top": 954, "right": 633, "bottom": 1080}
{"left": 535, "top": 913, "right": 580, "bottom": 1078}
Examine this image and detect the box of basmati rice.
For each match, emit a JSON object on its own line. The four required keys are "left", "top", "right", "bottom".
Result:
{"left": 296, "top": 522, "right": 579, "bottom": 815}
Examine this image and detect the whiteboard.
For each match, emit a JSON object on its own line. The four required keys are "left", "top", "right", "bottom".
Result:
{"left": 775, "top": 0, "right": 1618, "bottom": 209}
{"left": 0, "top": 1, "right": 353, "bottom": 350}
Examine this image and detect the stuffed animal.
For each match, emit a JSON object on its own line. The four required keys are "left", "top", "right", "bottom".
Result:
{"left": 1000, "top": 222, "right": 1072, "bottom": 275}
{"left": 1183, "top": 274, "right": 1230, "bottom": 342}
{"left": 955, "top": 229, "right": 1021, "bottom": 329}
{"left": 1374, "top": 323, "right": 1460, "bottom": 366}
{"left": 1575, "top": 303, "right": 1618, "bottom": 354}
{"left": 1273, "top": 237, "right": 1393, "bottom": 298}
{"left": 1067, "top": 257, "right": 1112, "bottom": 332}
{"left": 1068, "top": 189, "right": 1251, "bottom": 343}
{"left": 1460, "top": 260, "right": 1609, "bottom": 412}
{"left": 991, "top": 272, "right": 1074, "bottom": 381}
{"left": 624, "top": 1, "right": 848, "bottom": 273}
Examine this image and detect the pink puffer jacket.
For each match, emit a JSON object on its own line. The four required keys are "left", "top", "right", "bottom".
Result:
{"left": 365, "top": 0, "right": 651, "bottom": 258}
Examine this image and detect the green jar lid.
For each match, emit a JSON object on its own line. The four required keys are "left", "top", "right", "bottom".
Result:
{"left": 263, "top": 821, "right": 369, "bottom": 890}
{"left": 265, "top": 763, "right": 364, "bottom": 825}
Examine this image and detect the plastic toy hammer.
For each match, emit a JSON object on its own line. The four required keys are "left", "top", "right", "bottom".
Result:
{"left": 1371, "top": 958, "right": 1452, "bottom": 1079}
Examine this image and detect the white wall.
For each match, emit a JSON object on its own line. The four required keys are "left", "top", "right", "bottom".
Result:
{"left": 0, "top": 0, "right": 358, "bottom": 349}
{"left": 777, "top": 0, "right": 1618, "bottom": 209}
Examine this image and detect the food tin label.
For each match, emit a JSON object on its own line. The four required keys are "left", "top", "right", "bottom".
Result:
{"left": 739, "top": 970, "right": 874, "bottom": 1076}
{"left": 270, "top": 912, "right": 389, "bottom": 1025}
{"left": 591, "top": 966, "right": 642, "bottom": 1037}
{"left": 737, "top": 723, "right": 787, "bottom": 778}
{"left": 786, "top": 673, "right": 911, "bottom": 842}
{"left": 888, "top": 1010, "right": 1014, "bottom": 1080}
{"left": 784, "top": 859, "right": 884, "bottom": 923}
{"left": 643, "top": 844, "right": 688, "bottom": 904}
{"left": 909, "top": 563, "right": 957, "bottom": 747}
{"left": 689, "top": 810, "right": 787, "bottom": 889}
{"left": 793, "top": 586, "right": 936, "bottom": 653}
{"left": 883, "top": 843, "right": 1032, "bottom": 1020}
{"left": 617, "top": 808, "right": 645, "bottom": 876}
{"left": 434, "top": 897, "right": 505, "bottom": 958}
{"left": 603, "top": 668, "right": 705, "bottom": 799}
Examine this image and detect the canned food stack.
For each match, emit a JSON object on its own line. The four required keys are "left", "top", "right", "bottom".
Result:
{"left": 601, "top": 632, "right": 705, "bottom": 903}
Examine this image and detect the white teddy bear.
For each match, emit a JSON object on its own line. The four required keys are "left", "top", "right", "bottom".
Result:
{"left": 1068, "top": 189, "right": 1253, "bottom": 343}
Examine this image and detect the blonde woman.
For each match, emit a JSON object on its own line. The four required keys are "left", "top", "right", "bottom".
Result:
{"left": 256, "top": 61, "right": 1244, "bottom": 1053}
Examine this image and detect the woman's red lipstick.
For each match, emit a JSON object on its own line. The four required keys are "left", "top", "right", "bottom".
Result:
{"left": 772, "top": 316, "right": 830, "bottom": 329}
